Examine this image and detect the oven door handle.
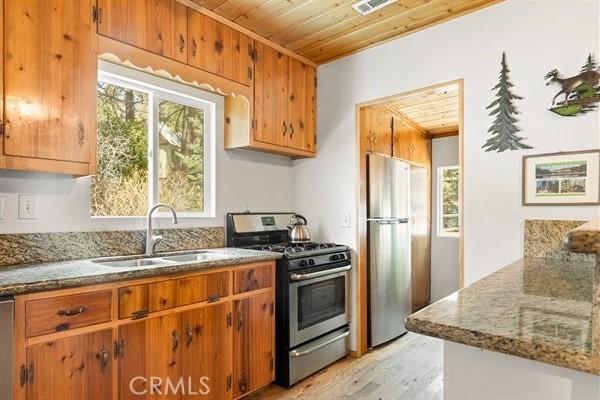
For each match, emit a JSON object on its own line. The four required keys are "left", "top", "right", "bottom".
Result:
{"left": 290, "top": 265, "right": 351, "bottom": 281}
{"left": 290, "top": 329, "right": 350, "bottom": 358}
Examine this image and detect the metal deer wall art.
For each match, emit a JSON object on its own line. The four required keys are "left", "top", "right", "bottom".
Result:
{"left": 545, "top": 54, "right": 600, "bottom": 116}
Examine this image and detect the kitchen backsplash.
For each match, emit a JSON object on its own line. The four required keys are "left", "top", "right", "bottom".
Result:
{"left": 524, "top": 219, "right": 594, "bottom": 262}
{"left": 0, "top": 227, "right": 225, "bottom": 267}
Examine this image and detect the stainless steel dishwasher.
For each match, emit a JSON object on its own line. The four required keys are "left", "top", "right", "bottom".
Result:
{"left": 0, "top": 298, "right": 13, "bottom": 400}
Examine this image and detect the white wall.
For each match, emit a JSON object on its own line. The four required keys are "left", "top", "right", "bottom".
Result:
{"left": 431, "top": 136, "right": 460, "bottom": 302}
{"left": 292, "top": 0, "right": 600, "bottom": 349}
{"left": 0, "top": 89, "right": 294, "bottom": 233}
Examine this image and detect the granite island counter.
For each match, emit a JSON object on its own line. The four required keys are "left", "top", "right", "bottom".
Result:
{"left": 407, "top": 219, "right": 600, "bottom": 400}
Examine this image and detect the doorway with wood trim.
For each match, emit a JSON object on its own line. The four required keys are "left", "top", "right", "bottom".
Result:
{"left": 354, "top": 80, "right": 464, "bottom": 357}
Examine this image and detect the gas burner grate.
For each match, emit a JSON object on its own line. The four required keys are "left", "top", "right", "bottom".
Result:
{"left": 253, "top": 242, "right": 342, "bottom": 254}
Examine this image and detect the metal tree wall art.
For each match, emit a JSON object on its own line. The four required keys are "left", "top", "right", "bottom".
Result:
{"left": 545, "top": 54, "right": 600, "bottom": 116}
{"left": 482, "top": 52, "right": 533, "bottom": 153}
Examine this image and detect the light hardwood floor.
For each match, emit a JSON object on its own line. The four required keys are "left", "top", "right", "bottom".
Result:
{"left": 249, "top": 333, "right": 443, "bottom": 400}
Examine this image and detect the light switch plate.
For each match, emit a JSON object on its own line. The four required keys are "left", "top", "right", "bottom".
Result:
{"left": 18, "top": 195, "right": 38, "bottom": 220}
{"left": 342, "top": 212, "right": 351, "bottom": 228}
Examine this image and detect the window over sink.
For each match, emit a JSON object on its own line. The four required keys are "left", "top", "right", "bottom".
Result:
{"left": 92, "top": 61, "right": 216, "bottom": 218}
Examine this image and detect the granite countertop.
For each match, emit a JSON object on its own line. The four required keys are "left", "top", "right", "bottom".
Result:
{"left": 0, "top": 248, "right": 282, "bottom": 297}
{"left": 406, "top": 257, "right": 600, "bottom": 375}
{"left": 564, "top": 218, "right": 600, "bottom": 254}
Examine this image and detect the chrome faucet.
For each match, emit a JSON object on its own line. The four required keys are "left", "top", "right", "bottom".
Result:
{"left": 146, "top": 203, "right": 179, "bottom": 256}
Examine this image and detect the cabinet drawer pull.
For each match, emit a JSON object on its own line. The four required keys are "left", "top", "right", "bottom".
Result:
{"left": 192, "top": 38, "right": 197, "bottom": 57}
{"left": 96, "top": 348, "right": 109, "bottom": 372}
{"left": 57, "top": 306, "right": 87, "bottom": 317}
{"left": 172, "top": 329, "right": 179, "bottom": 352}
{"left": 282, "top": 121, "right": 287, "bottom": 136}
{"left": 179, "top": 34, "right": 185, "bottom": 54}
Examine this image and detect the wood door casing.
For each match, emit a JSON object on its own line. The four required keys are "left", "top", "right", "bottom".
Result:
{"left": 26, "top": 330, "right": 112, "bottom": 400}
{"left": 4, "top": 0, "right": 96, "bottom": 163}
{"left": 253, "top": 41, "right": 288, "bottom": 148}
{"left": 98, "top": 0, "right": 188, "bottom": 63}
{"left": 181, "top": 302, "right": 232, "bottom": 400}
{"left": 233, "top": 292, "right": 274, "bottom": 398}
{"left": 119, "top": 314, "right": 181, "bottom": 400}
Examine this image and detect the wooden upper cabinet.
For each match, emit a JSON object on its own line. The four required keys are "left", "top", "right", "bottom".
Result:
{"left": 287, "top": 57, "right": 316, "bottom": 152}
{"left": 361, "top": 105, "right": 392, "bottom": 156}
{"left": 392, "top": 117, "right": 431, "bottom": 165}
{"left": 97, "top": 0, "right": 188, "bottom": 63}
{"left": 253, "top": 41, "right": 316, "bottom": 156}
{"left": 187, "top": 10, "right": 253, "bottom": 86}
{"left": 3, "top": 0, "right": 97, "bottom": 175}
{"left": 233, "top": 292, "right": 274, "bottom": 399}
{"left": 27, "top": 330, "right": 113, "bottom": 400}
{"left": 253, "top": 41, "right": 288, "bottom": 148}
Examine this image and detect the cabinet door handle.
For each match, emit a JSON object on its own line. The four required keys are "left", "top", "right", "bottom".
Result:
{"left": 186, "top": 326, "right": 193, "bottom": 347}
{"left": 192, "top": 38, "right": 197, "bottom": 57}
{"left": 282, "top": 121, "right": 288, "bottom": 137}
{"left": 57, "top": 306, "right": 87, "bottom": 317}
{"left": 95, "top": 348, "right": 109, "bottom": 372}
{"left": 290, "top": 123, "right": 295, "bottom": 139}
{"left": 237, "top": 311, "right": 244, "bottom": 331}
{"left": 77, "top": 121, "right": 85, "bottom": 146}
{"left": 172, "top": 329, "right": 179, "bottom": 352}
{"left": 179, "top": 34, "right": 185, "bottom": 54}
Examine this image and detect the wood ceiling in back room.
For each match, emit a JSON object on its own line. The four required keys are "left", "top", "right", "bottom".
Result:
{"left": 389, "top": 83, "right": 460, "bottom": 136}
{"left": 189, "top": 0, "right": 501, "bottom": 64}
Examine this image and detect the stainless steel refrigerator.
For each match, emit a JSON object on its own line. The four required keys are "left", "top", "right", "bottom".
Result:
{"left": 367, "top": 153, "right": 412, "bottom": 347}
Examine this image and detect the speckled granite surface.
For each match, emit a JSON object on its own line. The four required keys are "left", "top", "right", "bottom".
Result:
{"left": 406, "top": 257, "right": 600, "bottom": 375}
{"left": 0, "top": 248, "right": 282, "bottom": 296}
{"left": 564, "top": 218, "right": 600, "bottom": 254}
{"left": 524, "top": 219, "right": 594, "bottom": 261}
{"left": 0, "top": 227, "right": 225, "bottom": 267}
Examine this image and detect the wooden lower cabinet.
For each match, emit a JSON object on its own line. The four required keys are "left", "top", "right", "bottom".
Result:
{"left": 233, "top": 292, "right": 275, "bottom": 399}
{"left": 14, "top": 262, "right": 275, "bottom": 400}
{"left": 181, "top": 302, "right": 233, "bottom": 400}
{"left": 26, "top": 330, "right": 113, "bottom": 400}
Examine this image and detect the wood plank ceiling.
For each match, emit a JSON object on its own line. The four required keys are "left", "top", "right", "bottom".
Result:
{"left": 390, "top": 83, "right": 459, "bottom": 136}
{"left": 190, "top": 0, "right": 500, "bottom": 64}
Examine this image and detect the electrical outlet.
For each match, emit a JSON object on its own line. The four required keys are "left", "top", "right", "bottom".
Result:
{"left": 18, "top": 195, "right": 38, "bottom": 220}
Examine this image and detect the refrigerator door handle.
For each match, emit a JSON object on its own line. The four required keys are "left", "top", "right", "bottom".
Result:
{"left": 366, "top": 218, "right": 409, "bottom": 225}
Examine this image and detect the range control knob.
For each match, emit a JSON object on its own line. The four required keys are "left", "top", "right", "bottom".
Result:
{"left": 299, "top": 260, "right": 308, "bottom": 267}
{"left": 331, "top": 254, "right": 341, "bottom": 261}
{"left": 308, "top": 259, "right": 315, "bottom": 266}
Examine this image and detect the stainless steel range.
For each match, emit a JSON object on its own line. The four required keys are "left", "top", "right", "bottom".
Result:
{"left": 226, "top": 212, "right": 351, "bottom": 386}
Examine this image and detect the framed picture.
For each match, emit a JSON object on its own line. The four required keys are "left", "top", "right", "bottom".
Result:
{"left": 522, "top": 149, "right": 600, "bottom": 206}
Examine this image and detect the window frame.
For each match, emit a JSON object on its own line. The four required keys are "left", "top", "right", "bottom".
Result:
{"left": 437, "top": 165, "right": 460, "bottom": 238}
{"left": 94, "top": 60, "right": 216, "bottom": 219}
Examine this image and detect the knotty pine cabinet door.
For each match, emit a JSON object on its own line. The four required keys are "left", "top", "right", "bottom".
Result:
{"left": 118, "top": 314, "right": 181, "bottom": 400}
{"left": 3, "top": 0, "right": 97, "bottom": 170}
{"left": 253, "top": 41, "right": 288, "bottom": 148}
{"left": 181, "top": 302, "right": 233, "bottom": 400}
{"left": 233, "top": 292, "right": 274, "bottom": 398}
{"left": 26, "top": 330, "right": 112, "bottom": 400}
{"left": 97, "top": 0, "right": 188, "bottom": 63}
{"left": 360, "top": 105, "right": 393, "bottom": 156}
{"left": 287, "top": 57, "right": 316, "bottom": 152}
{"left": 187, "top": 10, "right": 253, "bottom": 86}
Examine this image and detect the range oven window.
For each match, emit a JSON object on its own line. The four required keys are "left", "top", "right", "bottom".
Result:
{"left": 297, "top": 275, "right": 346, "bottom": 331}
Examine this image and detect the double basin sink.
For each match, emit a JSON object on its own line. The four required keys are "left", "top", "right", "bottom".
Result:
{"left": 93, "top": 251, "right": 230, "bottom": 269}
